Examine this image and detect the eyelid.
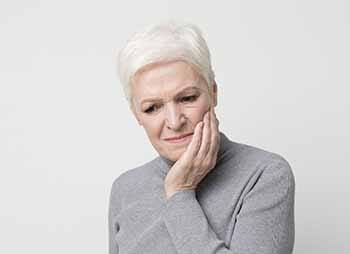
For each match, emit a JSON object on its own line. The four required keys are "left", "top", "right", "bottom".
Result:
{"left": 142, "top": 93, "right": 199, "bottom": 113}
{"left": 179, "top": 94, "right": 199, "bottom": 102}
{"left": 143, "top": 103, "right": 161, "bottom": 114}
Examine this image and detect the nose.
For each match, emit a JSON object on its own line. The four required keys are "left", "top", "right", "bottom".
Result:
{"left": 164, "top": 103, "right": 186, "bottom": 131}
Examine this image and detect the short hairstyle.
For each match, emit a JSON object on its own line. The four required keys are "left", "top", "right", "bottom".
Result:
{"left": 117, "top": 21, "right": 215, "bottom": 104}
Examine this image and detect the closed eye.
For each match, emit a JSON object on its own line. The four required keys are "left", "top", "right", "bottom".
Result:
{"left": 144, "top": 104, "right": 161, "bottom": 114}
{"left": 143, "top": 94, "right": 199, "bottom": 114}
{"left": 180, "top": 95, "right": 198, "bottom": 103}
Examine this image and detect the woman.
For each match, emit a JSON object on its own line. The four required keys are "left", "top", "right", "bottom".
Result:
{"left": 109, "top": 22, "right": 295, "bottom": 254}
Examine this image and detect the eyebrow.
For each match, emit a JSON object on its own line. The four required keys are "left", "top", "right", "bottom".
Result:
{"left": 139, "top": 86, "right": 202, "bottom": 105}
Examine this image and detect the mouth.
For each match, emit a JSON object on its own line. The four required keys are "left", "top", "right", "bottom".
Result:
{"left": 163, "top": 133, "right": 194, "bottom": 143}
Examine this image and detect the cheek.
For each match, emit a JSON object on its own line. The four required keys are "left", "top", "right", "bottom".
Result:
{"left": 184, "top": 99, "right": 211, "bottom": 124}
{"left": 141, "top": 117, "right": 162, "bottom": 138}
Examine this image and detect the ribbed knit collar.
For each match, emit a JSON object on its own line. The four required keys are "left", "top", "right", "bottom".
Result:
{"left": 157, "top": 131, "right": 232, "bottom": 177}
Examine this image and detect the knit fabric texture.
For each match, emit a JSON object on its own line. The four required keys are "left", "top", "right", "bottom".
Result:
{"left": 108, "top": 132, "right": 295, "bottom": 254}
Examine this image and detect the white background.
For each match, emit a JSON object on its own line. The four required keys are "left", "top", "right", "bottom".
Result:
{"left": 1, "top": 1, "right": 349, "bottom": 253}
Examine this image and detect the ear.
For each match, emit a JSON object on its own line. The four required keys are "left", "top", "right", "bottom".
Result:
{"left": 211, "top": 81, "right": 218, "bottom": 107}
{"left": 129, "top": 103, "right": 143, "bottom": 126}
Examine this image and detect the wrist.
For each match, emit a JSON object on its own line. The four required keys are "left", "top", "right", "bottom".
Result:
{"left": 164, "top": 186, "right": 178, "bottom": 200}
{"left": 164, "top": 186, "right": 196, "bottom": 200}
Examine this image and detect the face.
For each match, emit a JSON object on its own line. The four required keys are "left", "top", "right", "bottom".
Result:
{"left": 130, "top": 60, "right": 217, "bottom": 162}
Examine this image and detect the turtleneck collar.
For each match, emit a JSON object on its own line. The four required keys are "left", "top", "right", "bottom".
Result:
{"left": 156, "top": 131, "right": 232, "bottom": 177}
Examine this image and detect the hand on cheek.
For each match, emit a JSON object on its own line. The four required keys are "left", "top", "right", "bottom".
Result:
{"left": 164, "top": 106, "right": 220, "bottom": 200}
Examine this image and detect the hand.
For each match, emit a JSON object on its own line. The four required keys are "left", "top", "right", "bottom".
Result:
{"left": 164, "top": 106, "right": 220, "bottom": 200}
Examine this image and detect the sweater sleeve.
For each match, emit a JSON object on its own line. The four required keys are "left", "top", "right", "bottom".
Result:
{"left": 108, "top": 178, "right": 123, "bottom": 254}
{"left": 161, "top": 158, "right": 295, "bottom": 254}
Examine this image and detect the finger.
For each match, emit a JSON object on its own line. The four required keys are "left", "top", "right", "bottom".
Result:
{"left": 182, "top": 120, "right": 203, "bottom": 161}
{"left": 207, "top": 107, "right": 220, "bottom": 167}
{"left": 211, "top": 106, "right": 220, "bottom": 147}
{"left": 213, "top": 107, "right": 219, "bottom": 127}
{"left": 212, "top": 107, "right": 220, "bottom": 134}
{"left": 196, "top": 110, "right": 211, "bottom": 161}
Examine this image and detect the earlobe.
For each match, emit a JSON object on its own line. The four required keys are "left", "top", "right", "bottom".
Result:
{"left": 135, "top": 116, "right": 142, "bottom": 126}
{"left": 134, "top": 116, "right": 142, "bottom": 126}
{"left": 130, "top": 104, "right": 143, "bottom": 126}
{"left": 135, "top": 115, "right": 143, "bottom": 126}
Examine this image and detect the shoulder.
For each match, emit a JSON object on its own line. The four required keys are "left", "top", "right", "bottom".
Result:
{"left": 228, "top": 138, "right": 293, "bottom": 171}
{"left": 245, "top": 143, "right": 293, "bottom": 179}
{"left": 223, "top": 137, "right": 295, "bottom": 191}
{"left": 240, "top": 143, "right": 295, "bottom": 194}
{"left": 109, "top": 157, "right": 159, "bottom": 197}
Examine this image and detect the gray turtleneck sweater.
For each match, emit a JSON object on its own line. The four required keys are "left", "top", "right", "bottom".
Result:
{"left": 108, "top": 132, "right": 295, "bottom": 254}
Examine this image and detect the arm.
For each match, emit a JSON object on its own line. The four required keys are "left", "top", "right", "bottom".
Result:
{"left": 161, "top": 158, "right": 295, "bottom": 254}
{"left": 108, "top": 178, "right": 123, "bottom": 254}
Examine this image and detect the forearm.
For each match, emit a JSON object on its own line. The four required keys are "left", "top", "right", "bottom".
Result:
{"left": 161, "top": 163, "right": 295, "bottom": 254}
{"left": 162, "top": 189, "right": 234, "bottom": 254}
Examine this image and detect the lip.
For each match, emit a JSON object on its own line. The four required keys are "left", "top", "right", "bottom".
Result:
{"left": 164, "top": 133, "right": 194, "bottom": 143}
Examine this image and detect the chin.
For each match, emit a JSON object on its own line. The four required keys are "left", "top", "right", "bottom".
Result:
{"left": 155, "top": 140, "right": 189, "bottom": 162}
{"left": 164, "top": 147, "right": 186, "bottom": 162}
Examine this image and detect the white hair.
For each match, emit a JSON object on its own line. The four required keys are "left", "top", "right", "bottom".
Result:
{"left": 117, "top": 21, "right": 215, "bottom": 103}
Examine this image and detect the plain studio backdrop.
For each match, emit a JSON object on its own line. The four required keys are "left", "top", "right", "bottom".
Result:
{"left": 1, "top": 1, "right": 349, "bottom": 253}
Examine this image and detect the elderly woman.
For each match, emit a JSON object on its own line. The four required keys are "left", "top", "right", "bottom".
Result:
{"left": 109, "top": 22, "right": 295, "bottom": 254}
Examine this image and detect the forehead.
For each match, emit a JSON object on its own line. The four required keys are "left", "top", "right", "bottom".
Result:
{"left": 131, "top": 61, "right": 207, "bottom": 104}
